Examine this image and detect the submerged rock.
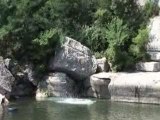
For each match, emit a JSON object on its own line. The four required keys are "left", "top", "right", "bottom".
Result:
{"left": 49, "top": 37, "right": 97, "bottom": 81}
{"left": 0, "top": 56, "right": 15, "bottom": 95}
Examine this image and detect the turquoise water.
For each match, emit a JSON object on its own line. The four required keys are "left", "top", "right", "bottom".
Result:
{"left": 1, "top": 98, "right": 160, "bottom": 120}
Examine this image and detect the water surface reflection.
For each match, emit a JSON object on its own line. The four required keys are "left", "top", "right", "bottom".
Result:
{"left": 2, "top": 98, "right": 160, "bottom": 120}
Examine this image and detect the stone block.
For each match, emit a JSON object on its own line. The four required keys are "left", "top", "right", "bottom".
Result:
{"left": 148, "top": 52, "right": 160, "bottom": 61}
{"left": 136, "top": 62, "right": 160, "bottom": 72}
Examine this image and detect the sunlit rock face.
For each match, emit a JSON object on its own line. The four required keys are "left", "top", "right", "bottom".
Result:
{"left": 147, "top": 16, "right": 160, "bottom": 52}
{"left": 36, "top": 72, "right": 77, "bottom": 98}
{"left": 136, "top": 62, "right": 160, "bottom": 71}
{"left": 0, "top": 56, "right": 15, "bottom": 95}
{"left": 49, "top": 37, "right": 97, "bottom": 81}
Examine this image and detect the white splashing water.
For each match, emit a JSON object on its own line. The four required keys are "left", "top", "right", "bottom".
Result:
{"left": 48, "top": 97, "right": 96, "bottom": 105}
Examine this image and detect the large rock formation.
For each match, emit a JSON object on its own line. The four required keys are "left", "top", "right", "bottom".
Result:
{"left": 36, "top": 72, "right": 77, "bottom": 99}
{"left": 104, "top": 72, "right": 160, "bottom": 104}
{"left": 49, "top": 37, "right": 97, "bottom": 80}
{"left": 0, "top": 56, "right": 15, "bottom": 95}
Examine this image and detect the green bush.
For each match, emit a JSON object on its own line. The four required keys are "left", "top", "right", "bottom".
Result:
{"left": 130, "top": 27, "right": 149, "bottom": 61}
{"left": 0, "top": 0, "right": 152, "bottom": 73}
{"left": 81, "top": 25, "right": 107, "bottom": 52}
{"left": 105, "top": 18, "right": 131, "bottom": 71}
{"left": 94, "top": 51, "right": 105, "bottom": 59}
{"left": 143, "top": 0, "right": 160, "bottom": 19}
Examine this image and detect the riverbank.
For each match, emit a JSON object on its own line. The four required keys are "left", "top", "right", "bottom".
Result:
{"left": 2, "top": 37, "right": 160, "bottom": 105}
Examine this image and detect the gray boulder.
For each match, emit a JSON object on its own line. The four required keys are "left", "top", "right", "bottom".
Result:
{"left": 87, "top": 73, "right": 111, "bottom": 99}
{"left": 0, "top": 56, "right": 15, "bottom": 95}
{"left": 136, "top": 62, "right": 160, "bottom": 72}
{"left": 36, "top": 72, "right": 77, "bottom": 98}
{"left": 49, "top": 37, "right": 97, "bottom": 81}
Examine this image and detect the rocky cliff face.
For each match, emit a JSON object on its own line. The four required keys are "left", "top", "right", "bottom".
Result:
{"left": 4, "top": 59, "right": 37, "bottom": 97}
{"left": 0, "top": 56, "right": 15, "bottom": 96}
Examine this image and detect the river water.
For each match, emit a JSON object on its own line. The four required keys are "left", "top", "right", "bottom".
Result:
{"left": 1, "top": 98, "right": 160, "bottom": 120}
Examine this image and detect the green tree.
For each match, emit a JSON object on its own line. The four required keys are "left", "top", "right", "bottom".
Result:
{"left": 105, "top": 18, "right": 132, "bottom": 71}
{"left": 130, "top": 27, "right": 149, "bottom": 61}
{"left": 0, "top": 0, "right": 152, "bottom": 73}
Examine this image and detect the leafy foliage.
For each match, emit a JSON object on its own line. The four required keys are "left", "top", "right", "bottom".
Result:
{"left": 105, "top": 18, "right": 131, "bottom": 71}
{"left": 81, "top": 25, "right": 107, "bottom": 52}
{"left": 0, "top": 0, "right": 152, "bottom": 73}
{"left": 130, "top": 27, "right": 149, "bottom": 61}
{"left": 143, "top": 0, "right": 160, "bottom": 19}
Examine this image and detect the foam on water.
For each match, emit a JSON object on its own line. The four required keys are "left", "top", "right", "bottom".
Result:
{"left": 48, "top": 97, "right": 96, "bottom": 105}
